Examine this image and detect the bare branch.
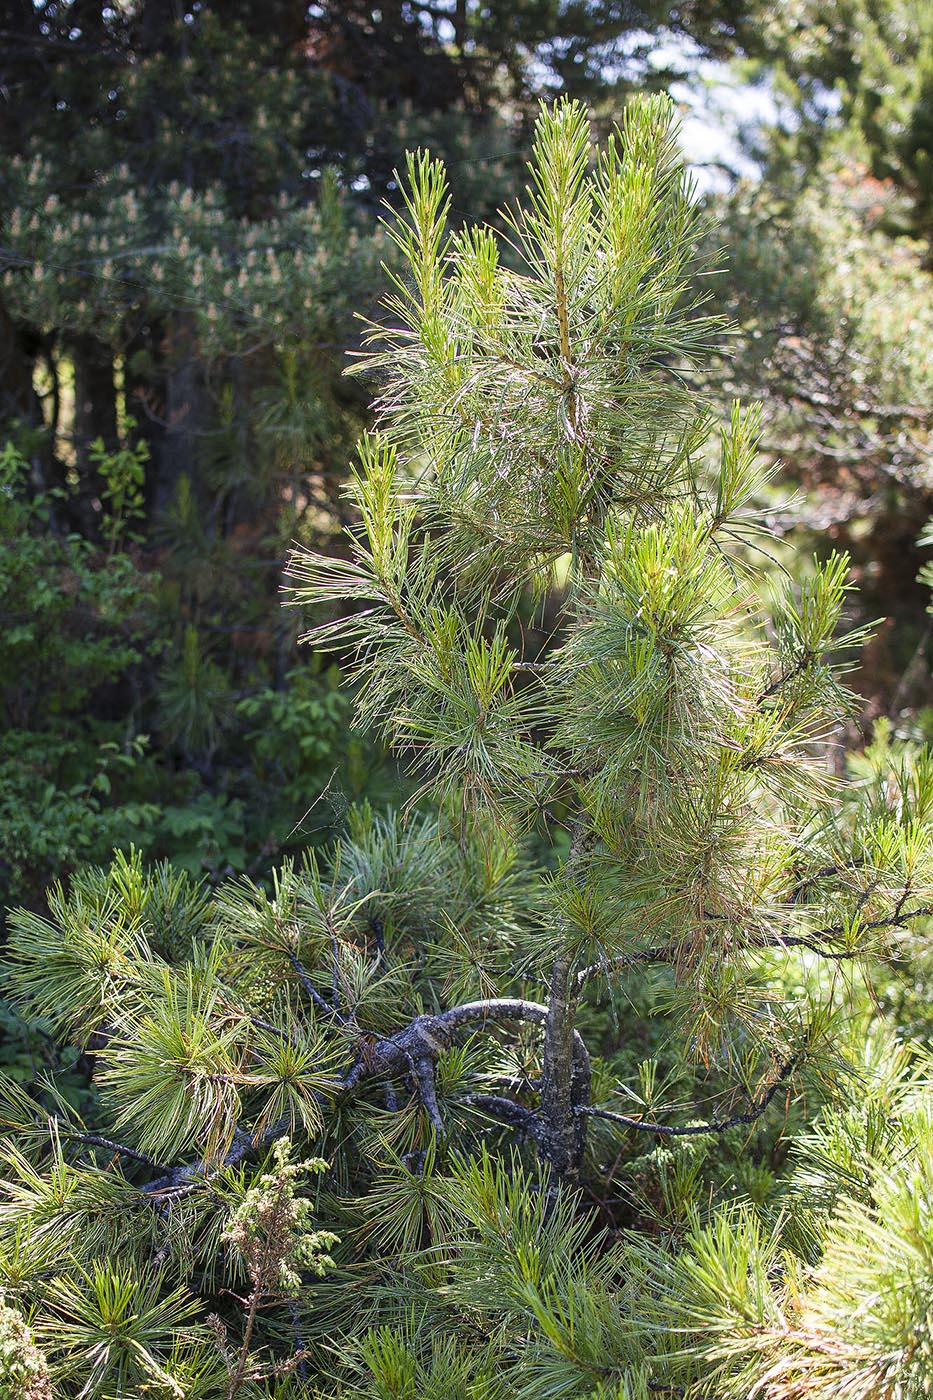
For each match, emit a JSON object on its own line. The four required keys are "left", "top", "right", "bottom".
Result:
{"left": 342, "top": 998, "right": 590, "bottom": 1092}
{"left": 410, "top": 1056, "right": 445, "bottom": 1134}
{"left": 62, "top": 1127, "right": 169, "bottom": 1171}
{"left": 462, "top": 1094, "right": 538, "bottom": 1132}
{"left": 577, "top": 1055, "right": 798, "bottom": 1138}
{"left": 141, "top": 999, "right": 584, "bottom": 1195}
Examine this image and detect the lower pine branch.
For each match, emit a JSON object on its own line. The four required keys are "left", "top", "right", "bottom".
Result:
{"left": 142, "top": 998, "right": 579, "bottom": 1195}
{"left": 577, "top": 1054, "right": 798, "bottom": 1138}
{"left": 462, "top": 1094, "right": 538, "bottom": 1133}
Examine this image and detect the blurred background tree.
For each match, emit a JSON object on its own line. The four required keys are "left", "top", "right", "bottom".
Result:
{"left": 696, "top": 0, "right": 933, "bottom": 717}
{"left": 0, "top": 0, "right": 772, "bottom": 911}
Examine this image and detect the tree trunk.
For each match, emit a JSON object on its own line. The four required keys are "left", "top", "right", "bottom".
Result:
{"left": 538, "top": 950, "right": 589, "bottom": 1176}
{"left": 72, "top": 333, "right": 117, "bottom": 463}
{"left": 0, "top": 293, "right": 41, "bottom": 429}
{"left": 147, "top": 314, "right": 207, "bottom": 520}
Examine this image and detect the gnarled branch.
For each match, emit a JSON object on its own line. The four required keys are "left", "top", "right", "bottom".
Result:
{"left": 141, "top": 998, "right": 589, "bottom": 1196}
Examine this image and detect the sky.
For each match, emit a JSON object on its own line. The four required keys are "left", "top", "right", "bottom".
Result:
{"left": 626, "top": 35, "right": 788, "bottom": 193}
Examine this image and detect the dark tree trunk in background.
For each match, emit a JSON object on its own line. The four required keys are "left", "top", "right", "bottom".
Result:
{"left": 0, "top": 294, "right": 40, "bottom": 431}
{"left": 69, "top": 336, "right": 118, "bottom": 537}
{"left": 123, "top": 315, "right": 210, "bottom": 526}
{"left": 0, "top": 296, "right": 67, "bottom": 531}
{"left": 154, "top": 314, "right": 208, "bottom": 519}
{"left": 72, "top": 335, "right": 118, "bottom": 462}
{"left": 139, "top": 0, "right": 183, "bottom": 53}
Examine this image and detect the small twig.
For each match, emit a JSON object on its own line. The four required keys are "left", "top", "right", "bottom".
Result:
{"left": 288, "top": 954, "right": 347, "bottom": 1025}
{"left": 787, "top": 858, "right": 868, "bottom": 904}
{"left": 61, "top": 1126, "right": 168, "bottom": 1172}
{"left": 755, "top": 936, "right": 867, "bottom": 962}
{"left": 330, "top": 932, "right": 342, "bottom": 1008}
{"left": 248, "top": 1015, "right": 299, "bottom": 1047}
{"left": 286, "top": 768, "right": 338, "bottom": 840}
{"left": 370, "top": 916, "right": 387, "bottom": 967}
{"left": 894, "top": 876, "right": 913, "bottom": 923}
{"left": 576, "top": 945, "right": 678, "bottom": 991}
{"left": 757, "top": 653, "right": 811, "bottom": 704}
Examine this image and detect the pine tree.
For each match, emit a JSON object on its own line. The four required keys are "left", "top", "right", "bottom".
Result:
{"left": 286, "top": 93, "right": 928, "bottom": 1176}
{"left": 2, "top": 95, "right": 933, "bottom": 1399}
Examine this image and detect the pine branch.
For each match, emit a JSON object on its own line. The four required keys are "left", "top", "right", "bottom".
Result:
{"left": 808, "top": 903, "right": 933, "bottom": 942}
{"left": 462, "top": 1094, "right": 538, "bottom": 1132}
{"left": 141, "top": 999, "right": 589, "bottom": 1195}
{"left": 577, "top": 1055, "right": 798, "bottom": 1138}
{"left": 576, "top": 896, "right": 933, "bottom": 990}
